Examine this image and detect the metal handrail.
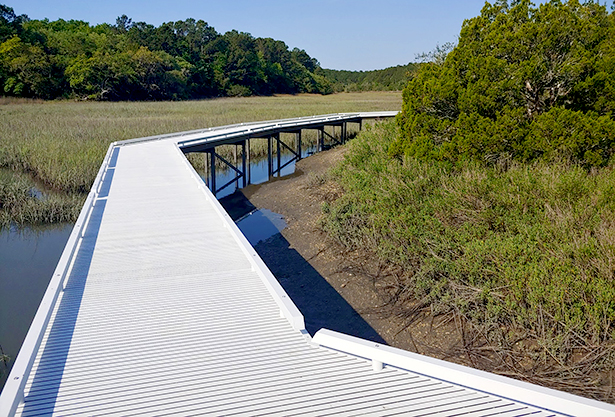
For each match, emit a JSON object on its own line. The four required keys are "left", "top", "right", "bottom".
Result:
{"left": 0, "top": 142, "right": 117, "bottom": 416}
{"left": 115, "top": 112, "right": 363, "bottom": 147}
{"left": 313, "top": 329, "right": 615, "bottom": 417}
{"left": 172, "top": 111, "right": 397, "bottom": 150}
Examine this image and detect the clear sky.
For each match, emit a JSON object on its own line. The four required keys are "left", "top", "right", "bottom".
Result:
{"left": 8, "top": 0, "right": 491, "bottom": 71}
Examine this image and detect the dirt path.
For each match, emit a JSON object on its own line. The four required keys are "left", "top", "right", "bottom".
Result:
{"left": 229, "top": 146, "right": 463, "bottom": 359}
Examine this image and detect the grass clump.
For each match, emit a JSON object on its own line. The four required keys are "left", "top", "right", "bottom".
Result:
{"left": 322, "top": 121, "right": 615, "bottom": 401}
{"left": 0, "top": 170, "right": 82, "bottom": 229}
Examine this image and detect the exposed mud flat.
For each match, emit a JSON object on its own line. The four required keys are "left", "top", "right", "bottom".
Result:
{"left": 222, "top": 146, "right": 465, "bottom": 360}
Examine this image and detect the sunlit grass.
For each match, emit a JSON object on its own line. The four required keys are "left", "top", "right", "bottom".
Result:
{"left": 322, "top": 121, "right": 615, "bottom": 401}
{"left": 0, "top": 92, "right": 401, "bottom": 227}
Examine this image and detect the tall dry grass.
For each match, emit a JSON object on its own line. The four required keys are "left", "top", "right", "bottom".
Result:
{"left": 0, "top": 92, "right": 401, "bottom": 227}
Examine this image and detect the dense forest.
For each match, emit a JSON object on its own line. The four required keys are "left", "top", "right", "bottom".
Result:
{"left": 321, "top": 63, "right": 418, "bottom": 92}
{"left": 0, "top": 5, "right": 333, "bottom": 100}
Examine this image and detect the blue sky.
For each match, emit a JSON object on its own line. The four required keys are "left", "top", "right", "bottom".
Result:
{"left": 9, "top": 0, "right": 491, "bottom": 71}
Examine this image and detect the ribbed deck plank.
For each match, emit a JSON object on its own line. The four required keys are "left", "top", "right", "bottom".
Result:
{"left": 4, "top": 114, "right": 612, "bottom": 416}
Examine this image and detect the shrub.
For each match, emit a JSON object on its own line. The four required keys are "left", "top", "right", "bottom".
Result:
{"left": 324, "top": 122, "right": 615, "bottom": 398}
{"left": 393, "top": 0, "right": 615, "bottom": 168}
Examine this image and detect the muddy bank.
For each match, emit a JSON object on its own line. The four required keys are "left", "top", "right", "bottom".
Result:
{"left": 221, "top": 146, "right": 464, "bottom": 359}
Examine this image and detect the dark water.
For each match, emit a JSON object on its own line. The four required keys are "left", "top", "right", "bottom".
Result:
{"left": 198, "top": 145, "right": 317, "bottom": 199}
{"left": 0, "top": 224, "right": 73, "bottom": 389}
{"left": 236, "top": 209, "right": 287, "bottom": 245}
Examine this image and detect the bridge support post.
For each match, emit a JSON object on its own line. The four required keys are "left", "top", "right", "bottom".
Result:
{"left": 209, "top": 149, "right": 216, "bottom": 197}
{"left": 318, "top": 127, "right": 324, "bottom": 151}
{"left": 342, "top": 122, "right": 347, "bottom": 144}
{"left": 242, "top": 140, "right": 247, "bottom": 188}
{"left": 234, "top": 144, "right": 239, "bottom": 189}
{"left": 246, "top": 139, "right": 251, "bottom": 184}
{"left": 276, "top": 133, "right": 281, "bottom": 177}
{"left": 296, "top": 131, "right": 302, "bottom": 160}
{"left": 204, "top": 153, "right": 209, "bottom": 187}
{"left": 267, "top": 136, "right": 273, "bottom": 179}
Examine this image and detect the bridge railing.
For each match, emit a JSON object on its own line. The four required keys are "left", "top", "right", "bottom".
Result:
{"left": 313, "top": 329, "right": 615, "bottom": 417}
{"left": 175, "top": 112, "right": 398, "bottom": 151}
{"left": 0, "top": 142, "right": 118, "bottom": 417}
{"left": 174, "top": 143, "right": 306, "bottom": 333}
{"left": 112, "top": 111, "right": 397, "bottom": 149}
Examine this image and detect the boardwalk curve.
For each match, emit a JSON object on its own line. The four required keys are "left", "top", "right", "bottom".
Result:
{"left": 1, "top": 113, "right": 614, "bottom": 416}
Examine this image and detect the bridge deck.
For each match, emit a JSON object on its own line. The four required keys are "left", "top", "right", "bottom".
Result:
{"left": 2, "top": 114, "right": 614, "bottom": 416}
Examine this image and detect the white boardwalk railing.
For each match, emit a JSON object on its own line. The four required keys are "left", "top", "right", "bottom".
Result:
{"left": 1, "top": 113, "right": 614, "bottom": 416}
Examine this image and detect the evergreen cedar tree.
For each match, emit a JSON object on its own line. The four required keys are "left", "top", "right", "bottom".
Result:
{"left": 392, "top": 0, "right": 615, "bottom": 168}
{"left": 0, "top": 7, "right": 332, "bottom": 100}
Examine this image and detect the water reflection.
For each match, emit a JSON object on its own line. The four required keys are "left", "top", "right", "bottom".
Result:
{"left": 196, "top": 145, "right": 317, "bottom": 199}
{"left": 236, "top": 209, "right": 287, "bottom": 246}
{"left": 0, "top": 224, "right": 73, "bottom": 390}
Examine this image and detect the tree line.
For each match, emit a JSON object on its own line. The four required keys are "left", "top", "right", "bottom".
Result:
{"left": 322, "top": 63, "right": 418, "bottom": 92}
{"left": 393, "top": 0, "right": 615, "bottom": 168}
{"left": 0, "top": 5, "right": 333, "bottom": 100}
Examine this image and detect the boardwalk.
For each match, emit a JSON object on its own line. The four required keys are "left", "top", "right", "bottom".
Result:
{"left": 1, "top": 114, "right": 614, "bottom": 416}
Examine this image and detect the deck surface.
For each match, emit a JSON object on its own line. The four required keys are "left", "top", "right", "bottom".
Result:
{"left": 3, "top": 114, "right": 613, "bottom": 416}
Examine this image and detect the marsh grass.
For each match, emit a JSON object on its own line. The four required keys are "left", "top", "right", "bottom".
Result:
{"left": 0, "top": 169, "right": 82, "bottom": 229}
{"left": 322, "top": 121, "right": 615, "bottom": 401}
{"left": 0, "top": 344, "right": 8, "bottom": 379}
{"left": 0, "top": 92, "right": 400, "bottom": 227}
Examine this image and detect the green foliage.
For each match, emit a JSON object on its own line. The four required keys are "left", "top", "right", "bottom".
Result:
{"left": 0, "top": 4, "right": 27, "bottom": 43}
{"left": 0, "top": 4, "right": 331, "bottom": 100}
{"left": 394, "top": 0, "right": 615, "bottom": 168}
{"left": 322, "top": 63, "right": 418, "bottom": 92}
{"left": 323, "top": 122, "right": 615, "bottom": 390}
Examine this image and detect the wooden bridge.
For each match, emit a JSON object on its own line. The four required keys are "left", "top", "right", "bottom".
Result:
{"left": 1, "top": 113, "right": 614, "bottom": 416}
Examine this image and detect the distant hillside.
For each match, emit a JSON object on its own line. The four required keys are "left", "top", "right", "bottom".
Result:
{"left": 322, "top": 63, "right": 418, "bottom": 92}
